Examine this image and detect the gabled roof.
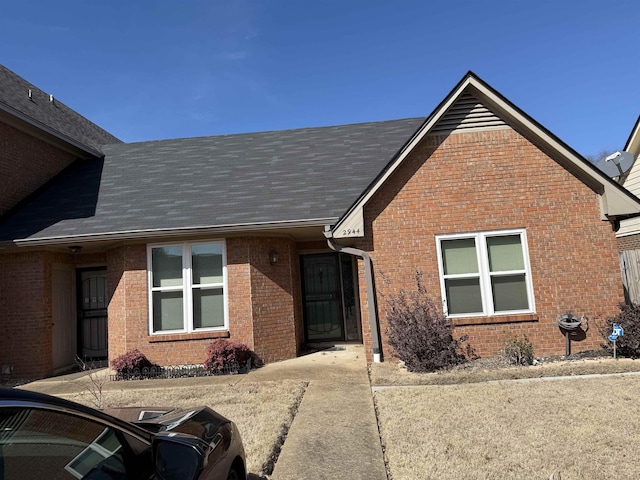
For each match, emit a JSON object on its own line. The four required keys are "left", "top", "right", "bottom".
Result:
{"left": 332, "top": 71, "right": 640, "bottom": 238}
{"left": 0, "top": 118, "right": 424, "bottom": 245}
{"left": 624, "top": 115, "right": 640, "bottom": 158}
{"left": 614, "top": 115, "right": 640, "bottom": 237}
{"left": 2, "top": 70, "right": 638, "bottom": 247}
{"left": 0, "top": 65, "right": 121, "bottom": 157}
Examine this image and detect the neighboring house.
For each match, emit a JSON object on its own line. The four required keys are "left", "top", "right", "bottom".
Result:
{"left": 1, "top": 65, "right": 639, "bottom": 379}
{"left": 616, "top": 116, "right": 640, "bottom": 302}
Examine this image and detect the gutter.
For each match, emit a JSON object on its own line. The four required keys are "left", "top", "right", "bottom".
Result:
{"left": 323, "top": 226, "right": 382, "bottom": 363}
{"left": 7, "top": 217, "right": 340, "bottom": 247}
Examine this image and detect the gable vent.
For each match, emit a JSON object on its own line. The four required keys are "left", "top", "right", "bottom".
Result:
{"left": 429, "top": 92, "right": 507, "bottom": 135}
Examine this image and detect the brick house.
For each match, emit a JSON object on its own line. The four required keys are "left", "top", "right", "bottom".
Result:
{"left": 616, "top": 116, "right": 640, "bottom": 301}
{"left": 2, "top": 66, "right": 639, "bottom": 379}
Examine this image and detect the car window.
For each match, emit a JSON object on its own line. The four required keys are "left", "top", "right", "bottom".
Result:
{"left": 0, "top": 407, "right": 130, "bottom": 480}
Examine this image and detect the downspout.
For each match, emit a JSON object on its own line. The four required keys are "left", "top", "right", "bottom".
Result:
{"left": 323, "top": 226, "right": 382, "bottom": 363}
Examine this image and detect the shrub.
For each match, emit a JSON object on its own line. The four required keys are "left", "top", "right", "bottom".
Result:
{"left": 385, "top": 271, "right": 468, "bottom": 372}
{"left": 110, "top": 349, "right": 158, "bottom": 374}
{"left": 501, "top": 334, "right": 534, "bottom": 366}
{"left": 204, "top": 339, "right": 253, "bottom": 373}
{"left": 603, "top": 303, "right": 640, "bottom": 358}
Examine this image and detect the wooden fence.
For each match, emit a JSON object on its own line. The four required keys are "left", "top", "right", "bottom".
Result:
{"left": 620, "top": 249, "right": 640, "bottom": 305}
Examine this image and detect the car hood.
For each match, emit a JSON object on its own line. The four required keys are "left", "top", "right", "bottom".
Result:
{"left": 104, "top": 406, "right": 230, "bottom": 443}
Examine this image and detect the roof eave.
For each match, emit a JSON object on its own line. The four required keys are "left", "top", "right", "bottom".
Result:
{"left": 331, "top": 72, "right": 640, "bottom": 237}
{"left": 0, "top": 102, "right": 103, "bottom": 159}
{"left": 624, "top": 114, "right": 640, "bottom": 157}
{"left": 4, "top": 217, "right": 339, "bottom": 247}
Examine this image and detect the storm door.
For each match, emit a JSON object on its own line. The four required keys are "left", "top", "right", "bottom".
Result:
{"left": 301, "top": 253, "right": 362, "bottom": 343}
{"left": 77, "top": 269, "right": 108, "bottom": 359}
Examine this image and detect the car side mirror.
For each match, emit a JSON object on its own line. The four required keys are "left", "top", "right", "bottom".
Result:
{"left": 152, "top": 432, "right": 209, "bottom": 480}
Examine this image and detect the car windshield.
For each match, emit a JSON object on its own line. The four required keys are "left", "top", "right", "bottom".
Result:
{"left": 0, "top": 407, "right": 128, "bottom": 479}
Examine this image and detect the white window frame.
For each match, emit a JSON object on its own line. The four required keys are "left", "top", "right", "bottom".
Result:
{"left": 147, "top": 240, "right": 228, "bottom": 335}
{"left": 435, "top": 229, "right": 535, "bottom": 318}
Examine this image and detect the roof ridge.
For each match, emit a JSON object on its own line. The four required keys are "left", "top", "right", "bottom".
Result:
{"left": 110, "top": 116, "right": 426, "bottom": 147}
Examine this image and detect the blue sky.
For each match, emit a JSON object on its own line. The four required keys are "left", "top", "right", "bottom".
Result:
{"left": 1, "top": 0, "right": 638, "bottom": 158}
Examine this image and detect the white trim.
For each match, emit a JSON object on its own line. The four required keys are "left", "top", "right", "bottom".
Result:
{"left": 435, "top": 229, "right": 535, "bottom": 318}
{"left": 333, "top": 74, "right": 640, "bottom": 238}
{"left": 11, "top": 218, "right": 337, "bottom": 246}
{"left": 147, "top": 239, "right": 228, "bottom": 335}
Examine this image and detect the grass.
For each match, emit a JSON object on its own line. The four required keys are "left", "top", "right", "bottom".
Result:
{"left": 375, "top": 375, "right": 640, "bottom": 480}
{"left": 370, "top": 356, "right": 640, "bottom": 386}
{"left": 60, "top": 380, "right": 307, "bottom": 478}
{"left": 372, "top": 354, "right": 640, "bottom": 480}
{"left": 37, "top": 350, "right": 640, "bottom": 479}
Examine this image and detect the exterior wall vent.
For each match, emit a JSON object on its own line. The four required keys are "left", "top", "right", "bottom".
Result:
{"left": 429, "top": 92, "right": 507, "bottom": 135}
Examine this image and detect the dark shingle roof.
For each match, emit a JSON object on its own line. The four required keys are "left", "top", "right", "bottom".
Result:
{"left": 0, "top": 118, "right": 424, "bottom": 242}
{"left": 0, "top": 65, "right": 121, "bottom": 154}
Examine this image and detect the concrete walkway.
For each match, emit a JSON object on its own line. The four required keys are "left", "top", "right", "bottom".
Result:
{"left": 253, "top": 345, "right": 388, "bottom": 480}
{"left": 17, "top": 344, "right": 388, "bottom": 480}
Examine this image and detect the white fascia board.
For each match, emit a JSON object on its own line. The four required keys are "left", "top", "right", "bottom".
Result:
{"left": 11, "top": 217, "right": 338, "bottom": 246}
{"left": 469, "top": 80, "right": 640, "bottom": 219}
{"left": 332, "top": 77, "right": 475, "bottom": 238}
{"left": 331, "top": 209, "right": 364, "bottom": 239}
{"left": 602, "top": 182, "right": 640, "bottom": 218}
{"left": 332, "top": 74, "right": 640, "bottom": 239}
{"left": 623, "top": 116, "right": 640, "bottom": 157}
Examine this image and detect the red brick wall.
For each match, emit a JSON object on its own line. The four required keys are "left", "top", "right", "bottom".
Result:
{"left": 0, "top": 121, "right": 76, "bottom": 216}
{"left": 0, "top": 250, "right": 106, "bottom": 378}
{"left": 618, "top": 234, "right": 640, "bottom": 251}
{"left": 106, "top": 237, "right": 301, "bottom": 367}
{"left": 0, "top": 251, "right": 51, "bottom": 377}
{"left": 357, "top": 128, "right": 623, "bottom": 361}
{"left": 249, "top": 237, "right": 300, "bottom": 363}
{"left": 226, "top": 237, "right": 256, "bottom": 350}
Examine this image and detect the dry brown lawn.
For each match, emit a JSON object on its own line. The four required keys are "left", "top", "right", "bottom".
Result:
{"left": 375, "top": 375, "right": 640, "bottom": 480}
{"left": 370, "top": 357, "right": 640, "bottom": 386}
{"left": 61, "top": 380, "right": 306, "bottom": 478}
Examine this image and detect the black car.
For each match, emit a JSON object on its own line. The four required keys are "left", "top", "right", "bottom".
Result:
{"left": 0, "top": 388, "right": 246, "bottom": 480}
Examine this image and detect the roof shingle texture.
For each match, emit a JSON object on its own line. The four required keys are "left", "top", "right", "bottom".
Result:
{"left": 0, "top": 118, "right": 424, "bottom": 242}
{"left": 0, "top": 64, "right": 121, "bottom": 153}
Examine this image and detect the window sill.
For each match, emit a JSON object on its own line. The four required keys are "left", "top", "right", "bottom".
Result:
{"left": 451, "top": 313, "right": 538, "bottom": 327}
{"left": 148, "top": 330, "right": 230, "bottom": 343}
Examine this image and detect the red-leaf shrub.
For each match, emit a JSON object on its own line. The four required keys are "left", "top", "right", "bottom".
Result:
{"left": 204, "top": 339, "right": 253, "bottom": 373}
{"left": 385, "top": 271, "right": 469, "bottom": 372}
{"left": 110, "top": 349, "right": 158, "bottom": 374}
{"left": 603, "top": 303, "right": 640, "bottom": 358}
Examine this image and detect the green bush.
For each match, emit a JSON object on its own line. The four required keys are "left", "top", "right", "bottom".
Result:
{"left": 501, "top": 334, "right": 534, "bottom": 365}
{"left": 385, "top": 272, "right": 468, "bottom": 372}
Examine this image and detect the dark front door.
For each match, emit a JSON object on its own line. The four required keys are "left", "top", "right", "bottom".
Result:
{"left": 77, "top": 269, "right": 108, "bottom": 360}
{"left": 301, "top": 253, "right": 362, "bottom": 343}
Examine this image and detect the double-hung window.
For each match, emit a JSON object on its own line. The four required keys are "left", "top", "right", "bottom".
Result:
{"left": 148, "top": 241, "right": 227, "bottom": 334}
{"left": 436, "top": 229, "right": 534, "bottom": 317}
